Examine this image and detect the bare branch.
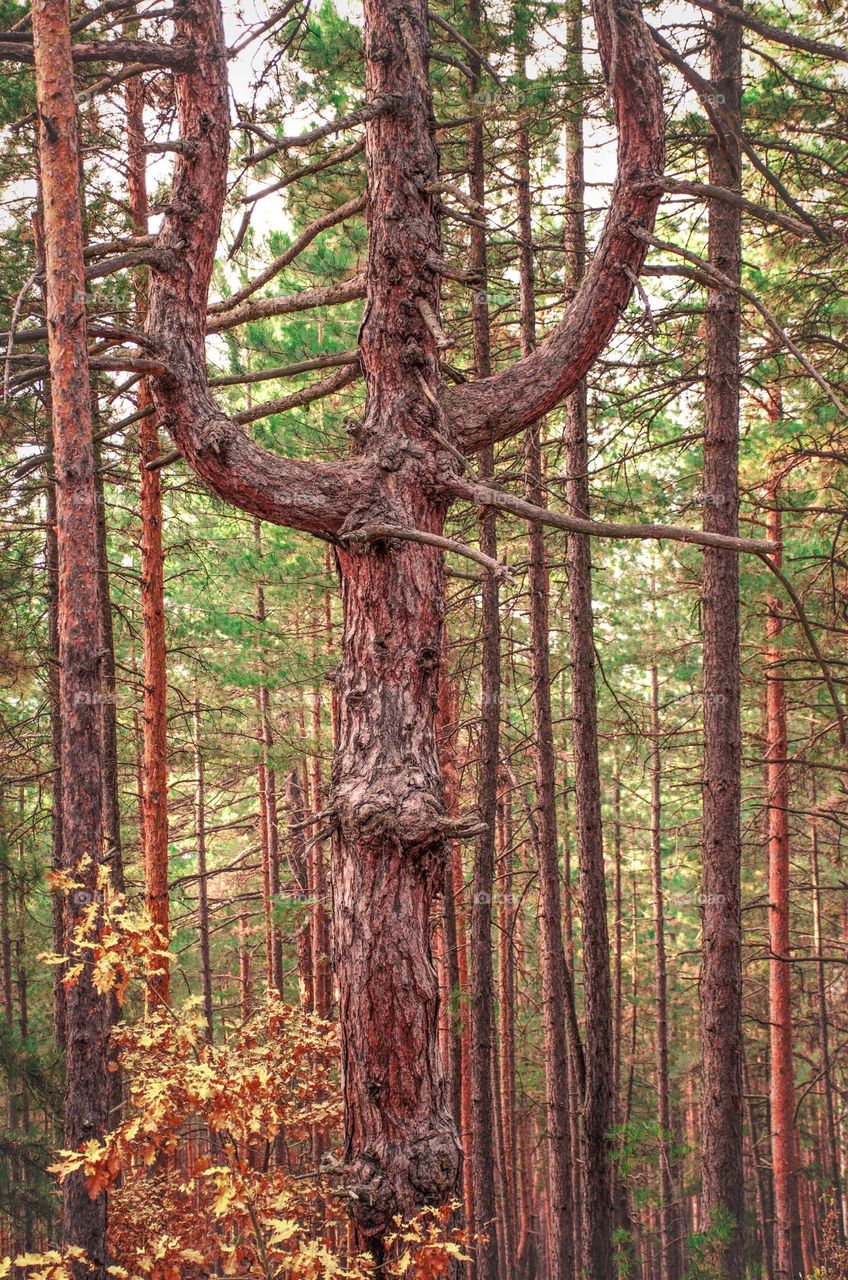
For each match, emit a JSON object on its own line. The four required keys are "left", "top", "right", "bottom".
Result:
{"left": 449, "top": 478, "right": 778, "bottom": 555}
{"left": 208, "top": 195, "right": 365, "bottom": 315}
{"left": 442, "top": 0, "right": 665, "bottom": 451}
{"left": 341, "top": 523, "right": 510, "bottom": 578}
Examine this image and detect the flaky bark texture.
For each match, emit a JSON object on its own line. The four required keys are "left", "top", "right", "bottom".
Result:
{"left": 141, "top": 0, "right": 666, "bottom": 1253}
{"left": 31, "top": 1, "right": 108, "bottom": 1272}
{"left": 699, "top": 1, "right": 745, "bottom": 1269}
{"left": 329, "top": 0, "right": 460, "bottom": 1246}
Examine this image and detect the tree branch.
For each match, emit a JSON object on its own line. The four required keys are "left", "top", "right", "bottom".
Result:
{"left": 442, "top": 0, "right": 665, "bottom": 451}
{"left": 448, "top": 478, "right": 778, "bottom": 555}
{"left": 207, "top": 195, "right": 365, "bottom": 314}
{"left": 144, "top": 0, "right": 368, "bottom": 538}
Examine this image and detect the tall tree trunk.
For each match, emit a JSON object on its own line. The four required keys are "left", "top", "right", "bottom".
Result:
{"left": 330, "top": 0, "right": 461, "bottom": 1252}
{"left": 41, "top": 283, "right": 66, "bottom": 1054}
{"left": 32, "top": 1, "right": 109, "bottom": 1269}
{"left": 808, "top": 768, "right": 843, "bottom": 1238}
{"left": 497, "top": 792, "right": 518, "bottom": 1250}
{"left": 126, "top": 65, "right": 169, "bottom": 1006}
{"left": 765, "top": 477, "right": 803, "bottom": 1280}
{"left": 465, "top": 5, "right": 500, "bottom": 1275}
{"left": 563, "top": 0, "right": 614, "bottom": 1270}
{"left": 284, "top": 769, "right": 313, "bottom": 1010}
{"left": 517, "top": 50, "right": 577, "bottom": 1280}
{"left": 742, "top": 1050, "right": 775, "bottom": 1280}
{"left": 254, "top": 521, "right": 283, "bottom": 996}
{"left": 650, "top": 667, "right": 679, "bottom": 1280}
{"left": 92, "top": 442, "right": 123, "bottom": 895}
{"left": 699, "top": 0, "right": 745, "bottom": 1269}
{"left": 436, "top": 657, "right": 465, "bottom": 1140}
{"left": 309, "top": 667, "right": 331, "bottom": 1019}
{"left": 193, "top": 695, "right": 214, "bottom": 1043}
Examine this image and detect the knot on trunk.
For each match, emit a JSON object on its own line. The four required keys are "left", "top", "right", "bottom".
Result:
{"left": 346, "top": 1128, "right": 461, "bottom": 1238}
{"left": 335, "top": 779, "right": 446, "bottom": 862}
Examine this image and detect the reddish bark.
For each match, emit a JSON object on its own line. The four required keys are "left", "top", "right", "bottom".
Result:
{"left": 699, "top": 0, "right": 745, "bottom": 1269}
{"left": 765, "top": 472, "right": 803, "bottom": 1280}
{"left": 31, "top": 0, "right": 109, "bottom": 1269}
{"left": 497, "top": 795, "right": 518, "bottom": 1253}
{"left": 126, "top": 67, "right": 170, "bottom": 1007}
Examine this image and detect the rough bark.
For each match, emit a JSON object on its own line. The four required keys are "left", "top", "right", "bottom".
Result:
{"left": 31, "top": 0, "right": 109, "bottom": 1269}
{"left": 329, "top": 0, "right": 462, "bottom": 1247}
{"left": 43, "top": 397, "right": 67, "bottom": 1053}
{"left": 699, "top": 0, "right": 745, "bottom": 1267}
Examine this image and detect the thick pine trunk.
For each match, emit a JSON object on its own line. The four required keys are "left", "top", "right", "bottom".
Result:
{"left": 765, "top": 481, "right": 803, "bottom": 1280}
{"left": 330, "top": 0, "right": 461, "bottom": 1249}
{"left": 699, "top": 0, "right": 745, "bottom": 1269}
{"left": 31, "top": 1, "right": 109, "bottom": 1269}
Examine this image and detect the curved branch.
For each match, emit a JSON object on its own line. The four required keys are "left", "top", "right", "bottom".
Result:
{"left": 442, "top": 0, "right": 665, "bottom": 452}
{"left": 145, "top": 0, "right": 366, "bottom": 538}
{"left": 449, "top": 478, "right": 777, "bottom": 555}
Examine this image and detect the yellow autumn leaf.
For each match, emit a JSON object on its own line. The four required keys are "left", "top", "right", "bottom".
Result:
{"left": 266, "top": 1218, "right": 299, "bottom": 1244}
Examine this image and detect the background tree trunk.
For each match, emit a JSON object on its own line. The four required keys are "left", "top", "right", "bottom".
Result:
{"left": 699, "top": 0, "right": 746, "bottom": 1269}
{"left": 765, "top": 475, "right": 803, "bottom": 1280}
{"left": 126, "top": 64, "right": 170, "bottom": 1008}
{"left": 31, "top": 0, "right": 109, "bottom": 1270}
{"left": 562, "top": 0, "right": 614, "bottom": 1268}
